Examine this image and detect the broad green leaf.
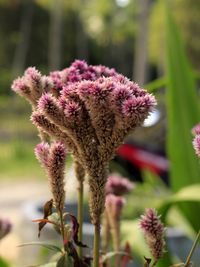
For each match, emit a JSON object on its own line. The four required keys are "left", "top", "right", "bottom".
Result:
{"left": 165, "top": 3, "right": 200, "bottom": 231}
{"left": 18, "top": 242, "right": 62, "bottom": 253}
{"left": 159, "top": 184, "right": 200, "bottom": 220}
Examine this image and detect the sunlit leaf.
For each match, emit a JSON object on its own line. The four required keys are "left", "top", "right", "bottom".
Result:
{"left": 165, "top": 2, "right": 200, "bottom": 232}
{"left": 18, "top": 242, "right": 62, "bottom": 253}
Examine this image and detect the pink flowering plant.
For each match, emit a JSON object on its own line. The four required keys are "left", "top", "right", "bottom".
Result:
{"left": 13, "top": 59, "right": 188, "bottom": 267}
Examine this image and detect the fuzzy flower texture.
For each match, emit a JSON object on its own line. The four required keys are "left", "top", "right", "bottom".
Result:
{"left": 140, "top": 208, "right": 165, "bottom": 262}
{"left": 12, "top": 60, "right": 156, "bottom": 225}
{"left": 192, "top": 123, "right": 200, "bottom": 157}
{"left": 35, "top": 141, "right": 67, "bottom": 212}
{"left": 106, "top": 173, "right": 134, "bottom": 196}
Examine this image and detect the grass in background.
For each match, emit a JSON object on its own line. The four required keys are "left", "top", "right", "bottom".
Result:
{"left": 0, "top": 96, "right": 72, "bottom": 180}
{"left": 0, "top": 139, "right": 44, "bottom": 180}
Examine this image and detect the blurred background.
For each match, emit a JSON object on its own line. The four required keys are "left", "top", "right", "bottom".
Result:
{"left": 0, "top": 0, "right": 200, "bottom": 266}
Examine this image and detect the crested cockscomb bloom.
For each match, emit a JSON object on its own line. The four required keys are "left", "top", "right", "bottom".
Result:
{"left": 140, "top": 208, "right": 165, "bottom": 262}
{"left": 105, "top": 174, "right": 134, "bottom": 196}
{"left": 0, "top": 218, "right": 12, "bottom": 240}
{"left": 35, "top": 141, "right": 67, "bottom": 212}
{"left": 193, "top": 135, "right": 200, "bottom": 157}
{"left": 12, "top": 60, "right": 156, "bottom": 227}
{"left": 34, "top": 67, "right": 156, "bottom": 225}
{"left": 191, "top": 123, "right": 200, "bottom": 136}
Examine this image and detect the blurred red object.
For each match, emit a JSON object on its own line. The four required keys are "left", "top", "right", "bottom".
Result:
{"left": 117, "top": 144, "right": 169, "bottom": 175}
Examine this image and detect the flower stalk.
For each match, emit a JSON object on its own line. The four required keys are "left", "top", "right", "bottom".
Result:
{"left": 93, "top": 222, "right": 101, "bottom": 267}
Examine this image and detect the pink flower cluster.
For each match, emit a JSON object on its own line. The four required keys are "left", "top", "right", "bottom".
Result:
{"left": 12, "top": 60, "right": 156, "bottom": 225}
{"left": 192, "top": 123, "right": 200, "bottom": 157}
{"left": 105, "top": 174, "right": 134, "bottom": 196}
{"left": 139, "top": 208, "right": 165, "bottom": 261}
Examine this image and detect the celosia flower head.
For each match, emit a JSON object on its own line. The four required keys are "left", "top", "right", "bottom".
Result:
{"left": 140, "top": 208, "right": 165, "bottom": 261}
{"left": 106, "top": 174, "right": 134, "bottom": 196}
{"left": 12, "top": 60, "right": 157, "bottom": 226}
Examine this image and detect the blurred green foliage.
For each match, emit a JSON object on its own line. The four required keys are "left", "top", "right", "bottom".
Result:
{"left": 149, "top": 0, "right": 200, "bottom": 69}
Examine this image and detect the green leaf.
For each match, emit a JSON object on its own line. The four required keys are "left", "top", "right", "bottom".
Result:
{"left": 101, "top": 251, "right": 129, "bottom": 263}
{"left": 159, "top": 184, "right": 200, "bottom": 221}
{"left": 56, "top": 254, "right": 73, "bottom": 267}
{"left": 18, "top": 242, "right": 62, "bottom": 253}
{"left": 37, "top": 263, "right": 57, "bottom": 267}
{"left": 0, "top": 257, "right": 10, "bottom": 267}
{"left": 145, "top": 76, "right": 166, "bottom": 92}
{"left": 165, "top": 2, "right": 200, "bottom": 231}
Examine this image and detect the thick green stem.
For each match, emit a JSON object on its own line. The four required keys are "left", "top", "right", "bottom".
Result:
{"left": 184, "top": 230, "right": 200, "bottom": 267}
{"left": 93, "top": 223, "right": 100, "bottom": 267}
{"left": 77, "top": 179, "right": 84, "bottom": 258}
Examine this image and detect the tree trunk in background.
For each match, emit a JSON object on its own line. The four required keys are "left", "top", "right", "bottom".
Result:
{"left": 48, "top": 0, "right": 64, "bottom": 71}
{"left": 12, "top": 0, "right": 34, "bottom": 77}
{"left": 133, "top": 0, "right": 153, "bottom": 85}
{"left": 76, "top": 0, "right": 88, "bottom": 61}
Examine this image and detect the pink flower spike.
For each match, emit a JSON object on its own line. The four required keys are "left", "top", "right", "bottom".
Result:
{"left": 24, "top": 67, "right": 42, "bottom": 85}
{"left": 106, "top": 174, "right": 134, "bottom": 196}
{"left": 112, "top": 85, "right": 132, "bottom": 105}
{"left": 140, "top": 208, "right": 164, "bottom": 237}
{"left": 193, "top": 135, "right": 200, "bottom": 157}
{"left": 64, "top": 101, "right": 81, "bottom": 117}
{"left": 11, "top": 77, "right": 30, "bottom": 94}
{"left": 38, "top": 93, "right": 54, "bottom": 111}
{"left": 139, "top": 208, "right": 165, "bottom": 261}
{"left": 192, "top": 123, "right": 200, "bottom": 136}
{"left": 71, "top": 59, "right": 88, "bottom": 71}
{"left": 41, "top": 76, "right": 54, "bottom": 92}
{"left": 122, "top": 94, "right": 156, "bottom": 116}
{"left": 35, "top": 142, "right": 50, "bottom": 168}
{"left": 50, "top": 141, "right": 67, "bottom": 165}
{"left": 105, "top": 194, "right": 125, "bottom": 218}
